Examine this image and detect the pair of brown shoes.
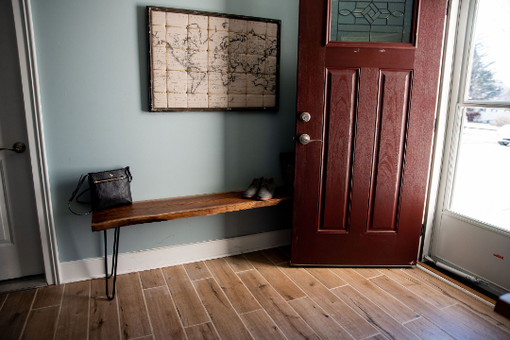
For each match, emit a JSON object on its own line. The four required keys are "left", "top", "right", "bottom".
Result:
{"left": 242, "top": 177, "right": 276, "bottom": 201}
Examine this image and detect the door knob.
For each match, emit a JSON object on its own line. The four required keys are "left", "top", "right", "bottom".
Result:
{"left": 0, "top": 142, "right": 26, "bottom": 153}
{"left": 299, "top": 112, "right": 311, "bottom": 122}
{"left": 298, "top": 134, "right": 311, "bottom": 145}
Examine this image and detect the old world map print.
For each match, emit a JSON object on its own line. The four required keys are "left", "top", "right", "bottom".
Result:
{"left": 148, "top": 7, "right": 280, "bottom": 111}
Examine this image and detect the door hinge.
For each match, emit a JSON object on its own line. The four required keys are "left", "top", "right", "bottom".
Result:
{"left": 420, "top": 224, "right": 425, "bottom": 237}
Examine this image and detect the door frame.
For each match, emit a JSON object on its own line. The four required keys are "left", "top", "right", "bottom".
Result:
{"left": 10, "top": 0, "right": 60, "bottom": 285}
{"left": 421, "top": 0, "right": 461, "bottom": 259}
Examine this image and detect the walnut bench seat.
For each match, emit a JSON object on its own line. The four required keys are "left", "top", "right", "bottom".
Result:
{"left": 91, "top": 190, "right": 293, "bottom": 232}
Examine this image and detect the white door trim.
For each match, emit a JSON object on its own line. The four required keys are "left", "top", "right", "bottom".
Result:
{"left": 11, "top": 0, "right": 60, "bottom": 285}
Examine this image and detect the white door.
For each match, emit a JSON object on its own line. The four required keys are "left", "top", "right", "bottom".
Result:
{"left": 0, "top": 0, "right": 45, "bottom": 281}
{"left": 428, "top": 0, "right": 510, "bottom": 295}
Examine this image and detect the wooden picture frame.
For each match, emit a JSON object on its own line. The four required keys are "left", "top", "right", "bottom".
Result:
{"left": 147, "top": 6, "right": 281, "bottom": 112}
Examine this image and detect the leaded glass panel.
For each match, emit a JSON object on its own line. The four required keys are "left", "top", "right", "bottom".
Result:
{"left": 330, "top": 0, "right": 415, "bottom": 43}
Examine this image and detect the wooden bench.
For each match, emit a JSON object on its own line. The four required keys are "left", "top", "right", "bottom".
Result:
{"left": 91, "top": 190, "right": 293, "bottom": 300}
{"left": 92, "top": 190, "right": 292, "bottom": 231}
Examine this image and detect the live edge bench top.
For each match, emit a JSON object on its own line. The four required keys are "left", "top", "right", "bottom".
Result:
{"left": 91, "top": 190, "right": 293, "bottom": 232}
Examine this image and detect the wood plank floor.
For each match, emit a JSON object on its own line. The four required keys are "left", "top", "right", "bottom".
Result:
{"left": 1, "top": 248, "right": 509, "bottom": 340}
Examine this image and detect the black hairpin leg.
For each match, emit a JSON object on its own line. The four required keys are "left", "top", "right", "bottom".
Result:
{"left": 104, "top": 227, "right": 120, "bottom": 300}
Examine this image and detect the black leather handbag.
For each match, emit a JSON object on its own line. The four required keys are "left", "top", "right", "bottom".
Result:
{"left": 68, "top": 167, "right": 132, "bottom": 215}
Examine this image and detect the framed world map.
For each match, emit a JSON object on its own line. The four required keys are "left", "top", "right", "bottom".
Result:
{"left": 147, "top": 6, "right": 281, "bottom": 112}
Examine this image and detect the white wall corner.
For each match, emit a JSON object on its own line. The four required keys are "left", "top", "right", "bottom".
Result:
{"left": 59, "top": 228, "right": 291, "bottom": 284}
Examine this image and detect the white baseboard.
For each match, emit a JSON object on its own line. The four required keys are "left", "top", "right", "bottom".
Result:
{"left": 59, "top": 228, "right": 291, "bottom": 284}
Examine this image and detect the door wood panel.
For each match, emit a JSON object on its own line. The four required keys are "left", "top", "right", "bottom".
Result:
{"left": 368, "top": 70, "right": 412, "bottom": 233}
{"left": 321, "top": 68, "right": 358, "bottom": 231}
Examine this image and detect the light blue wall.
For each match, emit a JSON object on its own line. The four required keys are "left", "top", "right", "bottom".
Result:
{"left": 30, "top": 0, "right": 298, "bottom": 262}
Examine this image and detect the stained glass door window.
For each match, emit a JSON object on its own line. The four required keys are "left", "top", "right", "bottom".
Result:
{"left": 330, "top": 0, "right": 415, "bottom": 43}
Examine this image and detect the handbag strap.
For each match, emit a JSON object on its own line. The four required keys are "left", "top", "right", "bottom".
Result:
{"left": 68, "top": 174, "right": 92, "bottom": 216}
{"left": 125, "top": 166, "right": 132, "bottom": 182}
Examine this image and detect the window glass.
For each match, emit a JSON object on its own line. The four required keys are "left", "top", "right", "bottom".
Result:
{"left": 466, "top": 0, "right": 510, "bottom": 101}
{"left": 449, "top": 108, "right": 510, "bottom": 231}
{"left": 330, "top": 0, "right": 414, "bottom": 42}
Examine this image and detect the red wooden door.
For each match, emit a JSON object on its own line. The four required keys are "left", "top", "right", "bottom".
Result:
{"left": 291, "top": 0, "right": 448, "bottom": 265}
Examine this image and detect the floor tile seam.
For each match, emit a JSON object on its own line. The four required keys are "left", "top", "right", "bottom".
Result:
{"left": 421, "top": 308, "right": 488, "bottom": 339}
{"left": 401, "top": 315, "right": 424, "bottom": 326}
{"left": 140, "top": 268, "right": 167, "bottom": 290}
{"left": 416, "top": 263, "right": 497, "bottom": 305}
{"left": 369, "top": 274, "right": 482, "bottom": 338}
{"left": 182, "top": 320, "right": 212, "bottom": 329}
{"left": 51, "top": 282, "right": 66, "bottom": 340}
{"left": 186, "top": 275, "right": 213, "bottom": 282}
{"left": 440, "top": 302, "right": 510, "bottom": 339}
{"left": 198, "top": 262, "right": 254, "bottom": 337}
{"left": 129, "top": 336, "right": 153, "bottom": 340}
{"left": 17, "top": 287, "right": 39, "bottom": 340}
{"left": 238, "top": 307, "right": 264, "bottom": 316}
{"left": 256, "top": 260, "right": 309, "bottom": 300}
{"left": 277, "top": 266, "right": 366, "bottom": 340}
{"left": 329, "top": 269, "right": 421, "bottom": 323}
{"left": 159, "top": 275, "right": 191, "bottom": 339}
{"left": 204, "top": 259, "right": 263, "bottom": 314}
{"left": 177, "top": 280, "right": 221, "bottom": 339}
{"left": 248, "top": 280, "right": 315, "bottom": 340}
{"left": 352, "top": 268, "right": 384, "bottom": 280}
{"left": 307, "top": 277, "right": 398, "bottom": 339}
{"left": 236, "top": 265, "right": 318, "bottom": 340}
{"left": 115, "top": 289, "right": 122, "bottom": 340}
{"left": 304, "top": 267, "right": 349, "bottom": 290}
{"left": 286, "top": 295, "right": 307, "bottom": 303}
{"left": 439, "top": 302, "right": 458, "bottom": 311}
{"left": 238, "top": 308, "right": 293, "bottom": 340}
{"left": 359, "top": 334, "right": 384, "bottom": 340}
{"left": 224, "top": 253, "right": 255, "bottom": 274}
{"left": 361, "top": 273, "right": 384, "bottom": 280}
{"left": 30, "top": 303, "right": 61, "bottom": 311}
{"left": 405, "top": 267, "right": 482, "bottom": 308}
{"left": 142, "top": 284, "right": 167, "bottom": 291}
{"left": 87, "top": 281, "right": 91, "bottom": 340}
{"left": 234, "top": 269, "right": 304, "bottom": 340}
{"left": 230, "top": 267, "right": 255, "bottom": 275}
{"left": 286, "top": 294, "right": 358, "bottom": 340}
{"left": 173, "top": 264, "right": 214, "bottom": 327}
{"left": 260, "top": 247, "right": 290, "bottom": 265}
{"left": 360, "top": 283, "right": 421, "bottom": 323}
{"left": 171, "top": 262, "right": 215, "bottom": 326}
{"left": 0, "top": 293, "right": 8, "bottom": 312}
{"left": 205, "top": 267, "right": 259, "bottom": 340}
{"left": 368, "top": 274, "right": 441, "bottom": 314}
{"left": 408, "top": 269, "right": 510, "bottom": 331}
{"left": 138, "top": 272, "right": 156, "bottom": 340}
{"left": 255, "top": 265, "right": 309, "bottom": 301}
{"left": 331, "top": 283, "right": 415, "bottom": 326}
{"left": 387, "top": 272, "right": 463, "bottom": 313}
{"left": 384, "top": 269, "right": 456, "bottom": 309}
{"left": 328, "top": 286, "right": 398, "bottom": 339}
{"left": 325, "top": 267, "right": 369, "bottom": 290}
{"left": 182, "top": 261, "right": 213, "bottom": 282}
{"left": 332, "top": 275, "right": 421, "bottom": 324}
